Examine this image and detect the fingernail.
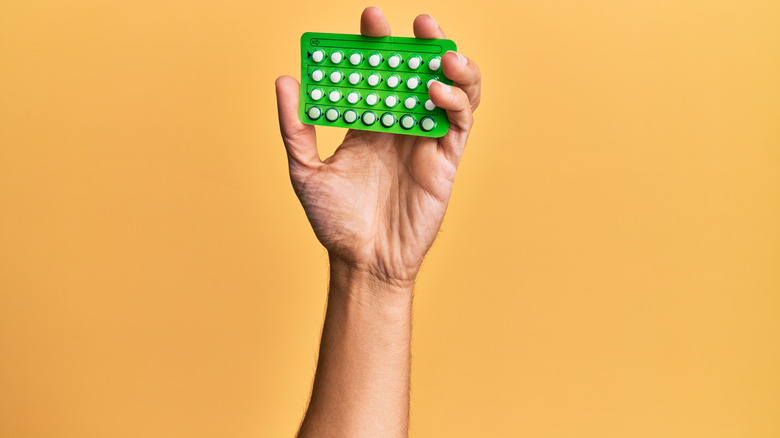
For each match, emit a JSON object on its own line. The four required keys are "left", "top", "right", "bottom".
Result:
{"left": 447, "top": 51, "right": 468, "bottom": 65}
{"left": 440, "top": 82, "right": 452, "bottom": 93}
{"left": 425, "top": 14, "right": 438, "bottom": 28}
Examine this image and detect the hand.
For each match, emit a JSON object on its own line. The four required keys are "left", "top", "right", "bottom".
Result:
{"left": 275, "top": 7, "right": 481, "bottom": 287}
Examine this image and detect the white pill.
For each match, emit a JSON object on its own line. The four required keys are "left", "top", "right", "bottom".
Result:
{"left": 329, "top": 90, "right": 341, "bottom": 102}
{"left": 311, "top": 70, "right": 324, "bottom": 82}
{"left": 325, "top": 108, "right": 340, "bottom": 121}
{"left": 365, "top": 93, "right": 379, "bottom": 106}
{"left": 310, "top": 88, "right": 323, "bottom": 100}
{"left": 362, "top": 111, "right": 377, "bottom": 125}
{"left": 308, "top": 106, "right": 321, "bottom": 119}
{"left": 312, "top": 50, "right": 324, "bottom": 63}
{"left": 343, "top": 109, "right": 358, "bottom": 124}
{"left": 406, "top": 76, "right": 420, "bottom": 90}
{"left": 381, "top": 113, "right": 396, "bottom": 127}
{"left": 388, "top": 54, "right": 401, "bottom": 68}
{"left": 368, "top": 53, "right": 382, "bottom": 66}
{"left": 408, "top": 56, "right": 421, "bottom": 69}
{"left": 386, "top": 75, "right": 400, "bottom": 88}
{"left": 420, "top": 116, "right": 436, "bottom": 131}
{"left": 330, "top": 71, "right": 342, "bottom": 83}
{"left": 385, "top": 95, "right": 398, "bottom": 107}
{"left": 330, "top": 51, "right": 343, "bottom": 64}
{"left": 349, "top": 52, "right": 362, "bottom": 65}
{"left": 400, "top": 115, "right": 416, "bottom": 129}
{"left": 348, "top": 72, "right": 361, "bottom": 85}
{"left": 367, "top": 74, "right": 381, "bottom": 87}
{"left": 424, "top": 99, "right": 436, "bottom": 111}
{"left": 347, "top": 91, "right": 360, "bottom": 104}
{"left": 404, "top": 96, "right": 418, "bottom": 109}
{"left": 428, "top": 57, "right": 441, "bottom": 71}
{"left": 427, "top": 78, "right": 438, "bottom": 88}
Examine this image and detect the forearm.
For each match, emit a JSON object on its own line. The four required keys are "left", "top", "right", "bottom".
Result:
{"left": 297, "top": 256, "right": 414, "bottom": 438}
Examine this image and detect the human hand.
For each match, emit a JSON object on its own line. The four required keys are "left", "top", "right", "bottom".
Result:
{"left": 275, "top": 7, "right": 481, "bottom": 288}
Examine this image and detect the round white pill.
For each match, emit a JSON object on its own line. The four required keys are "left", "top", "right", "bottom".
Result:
{"left": 385, "top": 94, "right": 398, "bottom": 107}
{"left": 408, "top": 56, "right": 421, "bottom": 69}
{"left": 386, "top": 75, "right": 400, "bottom": 88}
{"left": 343, "top": 109, "right": 358, "bottom": 124}
{"left": 348, "top": 72, "right": 362, "bottom": 85}
{"left": 310, "top": 88, "right": 323, "bottom": 100}
{"left": 349, "top": 52, "right": 362, "bottom": 65}
{"left": 427, "top": 78, "right": 438, "bottom": 88}
{"left": 312, "top": 50, "right": 324, "bottom": 63}
{"left": 328, "top": 90, "right": 341, "bottom": 102}
{"left": 406, "top": 76, "right": 420, "bottom": 90}
{"left": 325, "top": 108, "right": 340, "bottom": 122}
{"left": 330, "top": 51, "right": 343, "bottom": 64}
{"left": 367, "top": 74, "right": 381, "bottom": 87}
{"left": 400, "top": 115, "right": 416, "bottom": 130}
{"left": 365, "top": 93, "right": 379, "bottom": 106}
{"left": 368, "top": 53, "right": 382, "bottom": 67}
{"left": 381, "top": 112, "right": 396, "bottom": 127}
{"left": 311, "top": 69, "right": 324, "bottom": 82}
{"left": 362, "top": 111, "right": 377, "bottom": 125}
{"left": 420, "top": 116, "right": 436, "bottom": 131}
{"left": 428, "top": 56, "right": 441, "bottom": 71}
{"left": 424, "top": 99, "right": 436, "bottom": 111}
{"left": 388, "top": 54, "right": 401, "bottom": 68}
{"left": 329, "top": 71, "right": 342, "bottom": 83}
{"left": 347, "top": 91, "right": 360, "bottom": 104}
{"left": 308, "top": 106, "right": 321, "bottom": 120}
{"left": 404, "top": 96, "right": 418, "bottom": 109}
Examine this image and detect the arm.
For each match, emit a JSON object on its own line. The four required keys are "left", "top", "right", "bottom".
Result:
{"left": 275, "top": 7, "right": 482, "bottom": 437}
{"left": 298, "top": 258, "right": 414, "bottom": 437}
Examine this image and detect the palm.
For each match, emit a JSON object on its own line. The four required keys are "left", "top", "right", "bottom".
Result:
{"left": 291, "top": 130, "right": 456, "bottom": 281}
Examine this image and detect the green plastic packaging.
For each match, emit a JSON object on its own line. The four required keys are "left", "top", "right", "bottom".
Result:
{"left": 300, "top": 32, "right": 457, "bottom": 138}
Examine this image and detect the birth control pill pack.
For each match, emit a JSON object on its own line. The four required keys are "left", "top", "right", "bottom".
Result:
{"left": 300, "top": 32, "right": 457, "bottom": 137}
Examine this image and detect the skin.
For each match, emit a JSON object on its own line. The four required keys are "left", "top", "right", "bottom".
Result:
{"left": 275, "top": 7, "right": 481, "bottom": 437}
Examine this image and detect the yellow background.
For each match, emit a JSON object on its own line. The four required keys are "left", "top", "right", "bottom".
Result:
{"left": 1, "top": 0, "right": 779, "bottom": 436}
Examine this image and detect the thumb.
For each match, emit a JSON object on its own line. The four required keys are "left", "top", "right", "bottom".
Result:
{"left": 275, "top": 75, "right": 322, "bottom": 172}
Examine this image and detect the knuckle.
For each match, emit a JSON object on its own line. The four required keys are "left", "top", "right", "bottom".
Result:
{"left": 453, "top": 107, "right": 474, "bottom": 131}
{"left": 468, "top": 63, "right": 482, "bottom": 83}
{"left": 456, "top": 87, "right": 471, "bottom": 107}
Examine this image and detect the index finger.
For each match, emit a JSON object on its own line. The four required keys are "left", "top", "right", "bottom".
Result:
{"left": 360, "top": 7, "right": 391, "bottom": 37}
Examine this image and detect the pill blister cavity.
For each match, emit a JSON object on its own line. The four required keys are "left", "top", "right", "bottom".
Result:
{"left": 388, "top": 54, "right": 402, "bottom": 68}
{"left": 381, "top": 113, "right": 397, "bottom": 127}
{"left": 325, "top": 108, "right": 340, "bottom": 122}
{"left": 365, "top": 93, "right": 379, "bottom": 106}
{"left": 428, "top": 56, "right": 441, "bottom": 71}
{"left": 400, "top": 115, "right": 416, "bottom": 130}
{"left": 362, "top": 111, "right": 377, "bottom": 125}
{"left": 368, "top": 53, "right": 382, "bottom": 67}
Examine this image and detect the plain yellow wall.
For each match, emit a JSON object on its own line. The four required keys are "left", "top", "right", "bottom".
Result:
{"left": 1, "top": 1, "right": 779, "bottom": 437}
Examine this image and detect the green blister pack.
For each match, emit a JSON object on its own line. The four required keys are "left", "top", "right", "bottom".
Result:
{"left": 299, "top": 32, "right": 457, "bottom": 138}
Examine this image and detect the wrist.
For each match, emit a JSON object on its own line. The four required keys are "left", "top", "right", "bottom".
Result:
{"left": 328, "top": 254, "right": 416, "bottom": 306}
